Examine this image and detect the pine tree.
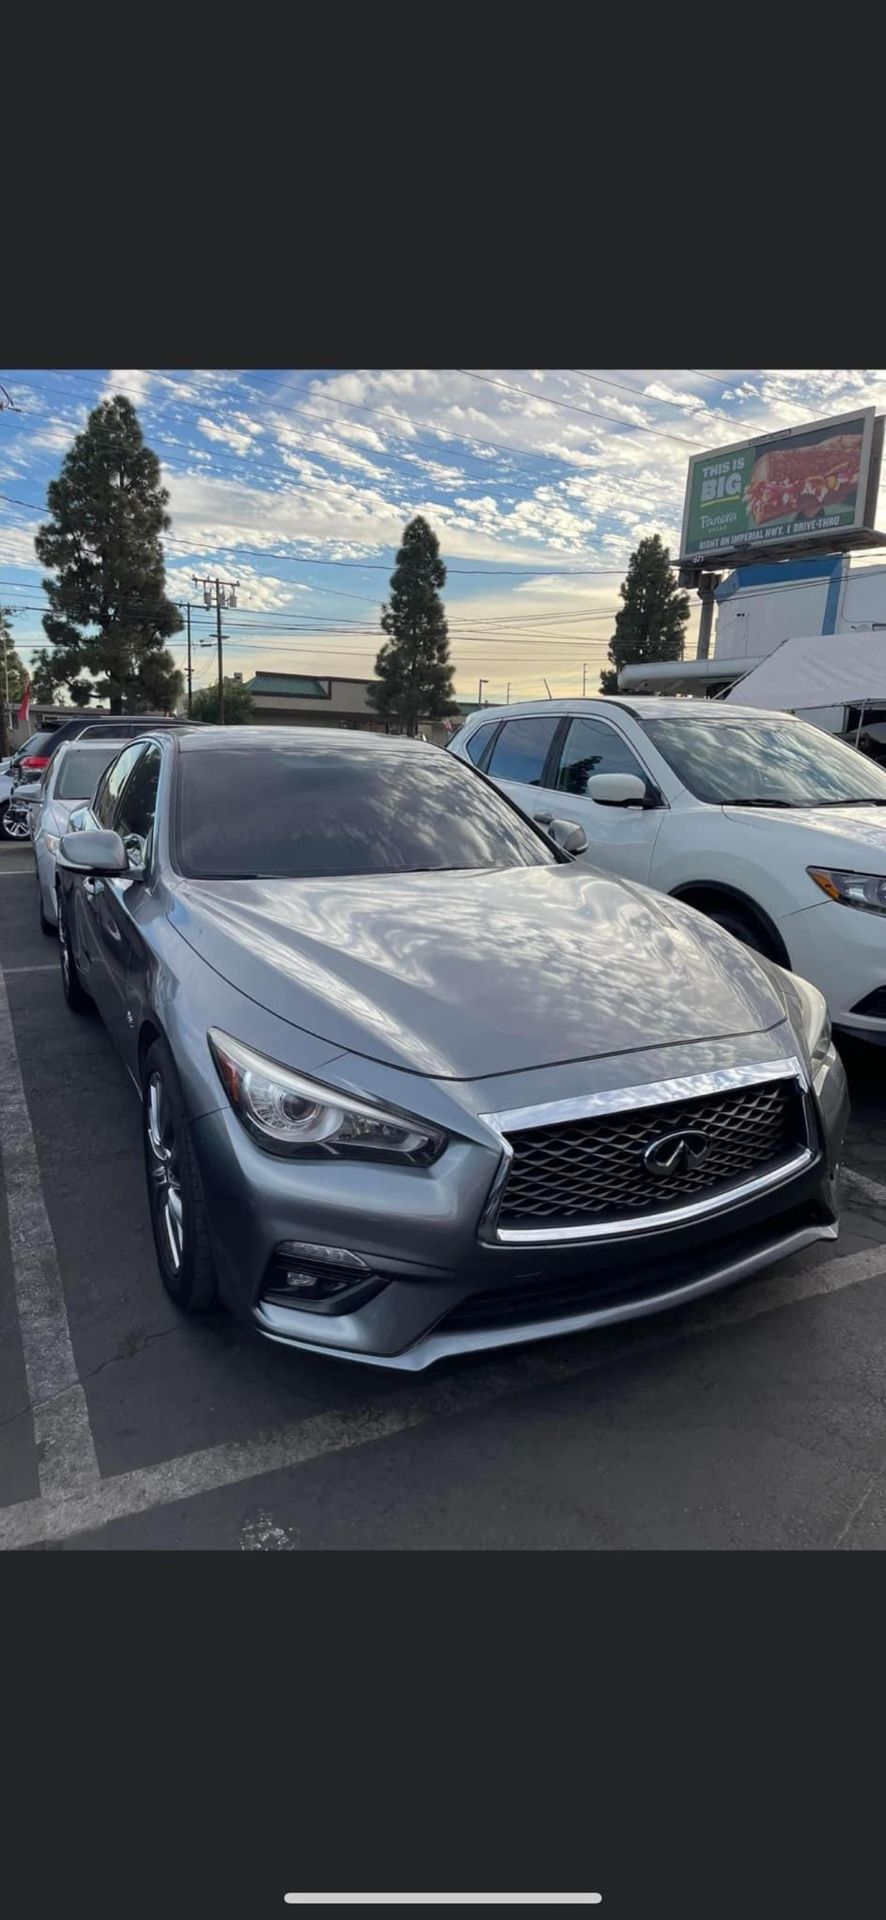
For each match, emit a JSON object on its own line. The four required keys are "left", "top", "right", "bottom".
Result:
{"left": 34, "top": 396, "right": 183, "bottom": 714}
{"left": 367, "top": 516, "right": 458, "bottom": 735}
{"left": 599, "top": 534, "right": 690, "bottom": 694}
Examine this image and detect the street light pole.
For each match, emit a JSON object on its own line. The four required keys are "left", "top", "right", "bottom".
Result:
{"left": 478, "top": 677, "right": 488, "bottom": 707}
{"left": 582, "top": 661, "right": 588, "bottom": 697}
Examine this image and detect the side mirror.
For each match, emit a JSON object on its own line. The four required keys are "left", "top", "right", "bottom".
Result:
{"left": 587, "top": 772, "right": 649, "bottom": 808}
{"left": 57, "top": 828, "right": 129, "bottom": 876}
{"left": 548, "top": 818, "right": 589, "bottom": 855}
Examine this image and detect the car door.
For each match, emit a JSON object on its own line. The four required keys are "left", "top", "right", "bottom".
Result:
{"left": 546, "top": 713, "right": 668, "bottom": 884}
{"left": 482, "top": 714, "right": 564, "bottom": 831}
{"left": 75, "top": 742, "right": 153, "bottom": 1045}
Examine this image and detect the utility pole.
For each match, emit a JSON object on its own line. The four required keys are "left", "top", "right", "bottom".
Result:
{"left": 505, "top": 681, "right": 511, "bottom": 704}
{"left": 193, "top": 577, "right": 238, "bottom": 723}
{"left": 477, "top": 677, "right": 488, "bottom": 707}
{"left": 0, "top": 619, "right": 10, "bottom": 759}
{"left": 582, "top": 661, "right": 588, "bottom": 697}
{"left": 185, "top": 604, "right": 193, "bottom": 717}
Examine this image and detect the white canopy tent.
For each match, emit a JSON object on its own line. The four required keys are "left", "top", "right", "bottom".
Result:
{"left": 726, "top": 633, "right": 886, "bottom": 712}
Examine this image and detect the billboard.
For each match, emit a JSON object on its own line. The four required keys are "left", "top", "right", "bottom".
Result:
{"left": 679, "top": 408, "right": 882, "bottom": 567}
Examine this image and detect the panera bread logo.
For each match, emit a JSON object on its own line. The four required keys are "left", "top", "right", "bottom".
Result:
{"left": 283, "top": 1898, "right": 603, "bottom": 1910}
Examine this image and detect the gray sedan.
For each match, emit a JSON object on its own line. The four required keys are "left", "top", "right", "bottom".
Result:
{"left": 32, "top": 738, "right": 129, "bottom": 932}
{"left": 55, "top": 726, "right": 849, "bottom": 1371}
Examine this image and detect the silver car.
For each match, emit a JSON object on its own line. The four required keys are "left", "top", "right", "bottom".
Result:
{"left": 32, "top": 738, "right": 128, "bottom": 933}
{"left": 55, "top": 726, "right": 849, "bottom": 1371}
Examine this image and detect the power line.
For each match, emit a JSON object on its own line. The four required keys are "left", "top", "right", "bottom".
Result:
{"left": 454, "top": 371, "right": 708, "bottom": 448}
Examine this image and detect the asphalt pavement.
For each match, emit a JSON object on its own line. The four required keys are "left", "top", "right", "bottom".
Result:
{"left": 3, "top": 835, "right": 886, "bottom": 1550}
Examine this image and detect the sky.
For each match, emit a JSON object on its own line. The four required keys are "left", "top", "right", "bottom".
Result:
{"left": 3, "top": 367, "right": 886, "bottom": 704}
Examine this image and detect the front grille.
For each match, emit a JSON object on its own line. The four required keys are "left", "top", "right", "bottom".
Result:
{"left": 497, "top": 1079, "right": 803, "bottom": 1233}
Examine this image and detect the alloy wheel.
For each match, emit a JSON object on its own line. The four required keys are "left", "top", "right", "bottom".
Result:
{"left": 146, "top": 1072, "right": 185, "bottom": 1274}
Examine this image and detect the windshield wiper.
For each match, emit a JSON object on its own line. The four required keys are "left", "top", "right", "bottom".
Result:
{"left": 815, "top": 797, "right": 886, "bottom": 807}
{"left": 727, "top": 798, "right": 798, "bottom": 808}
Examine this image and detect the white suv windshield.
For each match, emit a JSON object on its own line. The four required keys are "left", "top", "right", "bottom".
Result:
{"left": 641, "top": 713, "right": 886, "bottom": 807}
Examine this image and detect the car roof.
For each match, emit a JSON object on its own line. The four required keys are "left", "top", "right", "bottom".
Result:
{"left": 176, "top": 726, "right": 435, "bottom": 753}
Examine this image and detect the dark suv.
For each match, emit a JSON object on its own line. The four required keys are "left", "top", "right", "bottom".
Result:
{"left": 14, "top": 715, "right": 195, "bottom": 782}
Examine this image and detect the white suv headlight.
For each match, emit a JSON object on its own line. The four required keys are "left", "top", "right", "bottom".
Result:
{"left": 208, "top": 1029, "right": 445, "bottom": 1163}
{"left": 809, "top": 867, "right": 886, "bottom": 915}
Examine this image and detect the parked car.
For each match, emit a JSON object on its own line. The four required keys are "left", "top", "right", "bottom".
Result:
{"left": 448, "top": 697, "right": 886, "bottom": 1046}
{"left": 54, "top": 725, "right": 847, "bottom": 1370}
{"left": 16, "top": 712, "right": 194, "bottom": 777}
{"left": 31, "top": 738, "right": 129, "bottom": 933}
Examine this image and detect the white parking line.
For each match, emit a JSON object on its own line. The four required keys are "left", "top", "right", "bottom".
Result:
{"left": 1, "top": 1237, "right": 885, "bottom": 1551}
{"left": 843, "top": 1164, "right": 886, "bottom": 1210}
{"left": 0, "top": 971, "right": 100, "bottom": 1501}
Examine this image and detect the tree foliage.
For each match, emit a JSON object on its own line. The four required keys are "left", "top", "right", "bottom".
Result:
{"left": 34, "top": 395, "right": 183, "bottom": 714}
{"left": 367, "top": 516, "right": 458, "bottom": 734}
{"left": 190, "top": 678, "right": 255, "bottom": 725}
{"left": 1, "top": 607, "right": 28, "bottom": 754}
{"left": 599, "top": 534, "right": 690, "bottom": 694}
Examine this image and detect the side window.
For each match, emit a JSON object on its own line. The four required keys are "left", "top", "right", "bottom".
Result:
{"left": 555, "top": 717, "right": 652, "bottom": 797}
{"left": 114, "top": 743, "right": 162, "bottom": 846}
{"left": 486, "top": 716, "right": 561, "bottom": 787}
{"left": 465, "top": 722, "right": 499, "bottom": 767}
{"left": 93, "top": 744, "right": 145, "bottom": 829}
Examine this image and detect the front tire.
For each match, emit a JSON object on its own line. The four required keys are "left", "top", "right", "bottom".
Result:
{"left": 143, "top": 1038, "right": 218, "bottom": 1313}
{"left": 39, "top": 884, "right": 56, "bottom": 937}
{"left": 57, "top": 889, "right": 92, "bottom": 1010}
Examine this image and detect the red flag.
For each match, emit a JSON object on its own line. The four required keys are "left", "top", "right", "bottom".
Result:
{"left": 16, "top": 673, "right": 30, "bottom": 728}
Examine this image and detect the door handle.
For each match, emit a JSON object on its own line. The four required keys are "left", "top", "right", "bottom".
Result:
{"left": 533, "top": 811, "right": 554, "bottom": 826}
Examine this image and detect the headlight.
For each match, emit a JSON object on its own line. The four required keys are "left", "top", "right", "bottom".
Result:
{"left": 44, "top": 833, "right": 60, "bottom": 856}
{"left": 809, "top": 867, "right": 886, "bottom": 915}
{"left": 208, "top": 1029, "right": 445, "bottom": 1163}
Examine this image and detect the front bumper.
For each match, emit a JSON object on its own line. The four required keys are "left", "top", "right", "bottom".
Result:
{"left": 35, "top": 846, "right": 58, "bottom": 924}
{"left": 782, "top": 897, "right": 886, "bottom": 1042}
{"left": 188, "top": 1039, "right": 849, "bottom": 1370}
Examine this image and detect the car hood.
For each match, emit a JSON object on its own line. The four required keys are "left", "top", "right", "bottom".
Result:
{"left": 724, "top": 801, "right": 886, "bottom": 859}
{"left": 168, "top": 864, "right": 789, "bottom": 1080}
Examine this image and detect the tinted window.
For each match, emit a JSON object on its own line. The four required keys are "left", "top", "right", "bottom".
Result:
{"left": 176, "top": 744, "right": 557, "bottom": 879}
{"left": 464, "top": 722, "right": 499, "bottom": 767}
{"left": 54, "top": 745, "right": 122, "bottom": 801}
{"left": 93, "top": 744, "right": 146, "bottom": 828}
{"left": 556, "top": 716, "right": 651, "bottom": 797}
{"left": 486, "top": 716, "right": 560, "bottom": 786}
{"left": 20, "top": 731, "right": 57, "bottom": 757}
{"left": 115, "top": 743, "right": 162, "bottom": 842}
{"left": 642, "top": 714, "right": 886, "bottom": 806}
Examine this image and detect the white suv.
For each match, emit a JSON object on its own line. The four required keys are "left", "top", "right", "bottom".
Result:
{"left": 448, "top": 696, "right": 886, "bottom": 1045}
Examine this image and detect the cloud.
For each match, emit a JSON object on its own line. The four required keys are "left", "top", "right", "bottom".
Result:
{"left": 101, "top": 369, "right": 152, "bottom": 404}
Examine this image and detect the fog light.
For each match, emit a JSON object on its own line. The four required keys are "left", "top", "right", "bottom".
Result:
{"left": 262, "top": 1242, "right": 380, "bottom": 1314}
{"left": 282, "top": 1267, "right": 355, "bottom": 1300}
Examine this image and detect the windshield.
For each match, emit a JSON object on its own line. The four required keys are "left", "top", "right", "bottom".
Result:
{"left": 175, "top": 742, "right": 559, "bottom": 879}
{"left": 54, "top": 744, "right": 122, "bottom": 800}
{"left": 641, "top": 713, "right": 886, "bottom": 807}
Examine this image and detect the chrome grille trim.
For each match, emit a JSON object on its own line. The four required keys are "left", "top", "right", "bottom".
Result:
{"left": 481, "top": 1057, "right": 808, "bottom": 1137}
{"left": 478, "top": 1057, "right": 812, "bottom": 1246}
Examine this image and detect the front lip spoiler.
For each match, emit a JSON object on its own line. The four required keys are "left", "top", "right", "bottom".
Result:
{"left": 256, "top": 1218, "right": 837, "bottom": 1372}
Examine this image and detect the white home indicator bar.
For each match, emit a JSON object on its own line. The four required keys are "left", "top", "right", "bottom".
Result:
{"left": 284, "top": 1899, "right": 602, "bottom": 1907}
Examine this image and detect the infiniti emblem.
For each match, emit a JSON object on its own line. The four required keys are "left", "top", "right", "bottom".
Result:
{"left": 644, "top": 1127, "right": 710, "bottom": 1177}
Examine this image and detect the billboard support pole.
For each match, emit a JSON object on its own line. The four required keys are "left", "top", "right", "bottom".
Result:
{"left": 696, "top": 573, "right": 720, "bottom": 661}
